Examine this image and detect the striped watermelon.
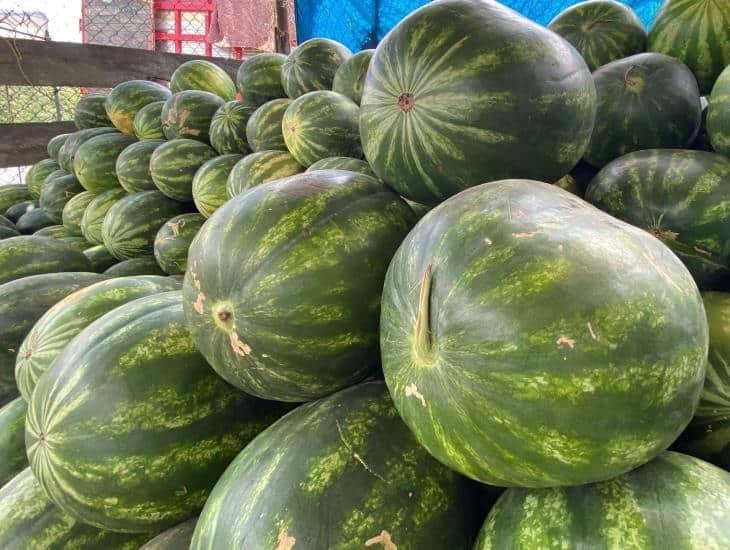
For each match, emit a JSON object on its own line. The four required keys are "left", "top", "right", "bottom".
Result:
{"left": 15, "top": 275, "right": 179, "bottom": 401}
{"left": 332, "top": 49, "right": 374, "bottom": 105}
{"left": 116, "top": 139, "right": 166, "bottom": 193}
{"left": 39, "top": 174, "right": 83, "bottom": 224}
{"left": 150, "top": 139, "right": 217, "bottom": 202}
{"left": 16, "top": 209, "right": 54, "bottom": 234}
{"left": 104, "top": 256, "right": 166, "bottom": 277}
{"left": 37, "top": 170, "right": 68, "bottom": 206}
{"left": 584, "top": 53, "right": 701, "bottom": 167}
{"left": 360, "top": 0, "right": 597, "bottom": 205}
{"left": 59, "top": 236, "right": 91, "bottom": 253}
{"left": 380, "top": 179, "right": 707, "bottom": 487}
{"left": 476, "top": 452, "right": 730, "bottom": 547}
{"left": 133, "top": 100, "right": 165, "bottom": 140}
{"left": 33, "top": 225, "right": 68, "bottom": 238}
{"left": 161, "top": 90, "right": 224, "bottom": 143}
{"left": 708, "top": 65, "right": 730, "bottom": 156}
{"left": 192, "top": 154, "right": 242, "bottom": 218}
{"left": 0, "top": 226, "right": 19, "bottom": 240}
{"left": 226, "top": 150, "right": 304, "bottom": 198}
{"left": 57, "top": 127, "right": 119, "bottom": 172}
{"left": 25, "top": 159, "right": 60, "bottom": 199}
{"left": 105, "top": 80, "right": 172, "bottom": 135}
{"left": 83, "top": 244, "right": 118, "bottom": 272}
{"left": 5, "top": 200, "right": 36, "bottom": 223}
{"left": 648, "top": 0, "right": 730, "bottom": 94}
{"left": 0, "top": 236, "right": 91, "bottom": 285}
{"left": 74, "top": 91, "right": 112, "bottom": 129}
{"left": 142, "top": 518, "right": 197, "bottom": 550}
{"left": 209, "top": 101, "right": 256, "bottom": 154}
{"left": 281, "top": 38, "right": 352, "bottom": 99}
{"left": 0, "top": 398, "right": 26, "bottom": 486}
{"left": 306, "top": 156, "right": 376, "bottom": 177}
{"left": 27, "top": 291, "right": 289, "bottom": 532}
{"left": 0, "top": 185, "right": 31, "bottom": 213}
{"left": 548, "top": 0, "right": 647, "bottom": 71}
{"left": 283, "top": 91, "right": 362, "bottom": 166}
{"left": 73, "top": 132, "right": 137, "bottom": 193}
{"left": 80, "top": 188, "right": 127, "bottom": 245}
{"left": 236, "top": 52, "right": 286, "bottom": 107}
{"left": 46, "top": 134, "right": 69, "bottom": 162}
{"left": 61, "top": 191, "right": 95, "bottom": 236}
{"left": 153, "top": 213, "right": 205, "bottom": 275}
{"left": 183, "top": 170, "right": 416, "bottom": 402}
{"left": 171, "top": 59, "right": 236, "bottom": 101}
{"left": 0, "top": 216, "right": 14, "bottom": 231}
{"left": 245, "top": 98, "right": 290, "bottom": 152}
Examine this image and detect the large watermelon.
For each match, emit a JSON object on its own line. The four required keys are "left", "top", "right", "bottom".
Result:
{"left": 16, "top": 209, "right": 54, "bottom": 234}
{"left": 192, "top": 154, "right": 242, "bottom": 218}
{"left": 61, "top": 190, "right": 95, "bottom": 236}
{"left": 57, "top": 127, "right": 119, "bottom": 173}
{"left": 283, "top": 91, "right": 362, "bottom": 166}
{"left": 25, "top": 159, "right": 60, "bottom": 199}
{"left": 183, "top": 171, "right": 416, "bottom": 402}
{"left": 150, "top": 139, "right": 217, "bottom": 201}
{"left": 161, "top": 90, "right": 224, "bottom": 143}
{"left": 245, "top": 98, "right": 290, "bottom": 152}
{"left": 191, "top": 381, "right": 481, "bottom": 549}
{"left": 585, "top": 149, "right": 730, "bottom": 289}
{"left": 39, "top": 174, "right": 83, "bottom": 223}
{"left": 708, "top": 65, "right": 730, "bottom": 156}
{"left": 33, "top": 224, "right": 69, "bottom": 238}
{"left": 133, "top": 100, "right": 165, "bottom": 140}
{"left": 362, "top": 1, "right": 596, "bottom": 205}
{"left": 15, "top": 275, "right": 179, "bottom": 401}
{"left": 141, "top": 518, "right": 197, "bottom": 550}
{"left": 5, "top": 200, "right": 37, "bottom": 223}
{"left": 0, "top": 469, "right": 153, "bottom": 549}
{"left": 0, "top": 272, "right": 105, "bottom": 405}
{"left": 46, "top": 134, "right": 69, "bottom": 162}
{"left": 59, "top": 235, "right": 92, "bottom": 253}
{"left": 0, "top": 398, "right": 26, "bottom": 486}
{"left": 116, "top": 139, "right": 166, "bottom": 193}
{"left": 548, "top": 0, "right": 647, "bottom": 71}
{"left": 281, "top": 38, "right": 352, "bottom": 99}
{"left": 0, "top": 185, "right": 31, "bottom": 213}
{"left": 0, "top": 235, "right": 91, "bottom": 285}
{"left": 0, "top": 226, "right": 19, "bottom": 240}
{"left": 83, "top": 244, "right": 118, "bottom": 272}
{"left": 27, "top": 291, "right": 288, "bottom": 532}
{"left": 225, "top": 150, "right": 304, "bottom": 198}
{"left": 38, "top": 169, "right": 68, "bottom": 205}
{"left": 648, "top": 0, "right": 730, "bottom": 94}
{"left": 332, "top": 49, "right": 374, "bottom": 105}
{"left": 104, "top": 256, "right": 166, "bottom": 277}
{"left": 102, "top": 190, "right": 191, "bottom": 260}
{"left": 585, "top": 53, "right": 701, "bottom": 167}
{"left": 74, "top": 91, "right": 112, "bottom": 129}
{"left": 380, "top": 179, "right": 707, "bottom": 487}
{"left": 306, "top": 156, "right": 376, "bottom": 177}
{"left": 209, "top": 101, "right": 256, "bottom": 155}
{"left": 105, "top": 80, "right": 172, "bottom": 135}
{"left": 153, "top": 213, "right": 205, "bottom": 275}
{"left": 170, "top": 59, "right": 236, "bottom": 101}
{"left": 476, "top": 452, "right": 730, "bottom": 547}
{"left": 236, "top": 52, "right": 286, "bottom": 107}
{"left": 80, "top": 188, "right": 127, "bottom": 245}
{"left": 73, "top": 132, "right": 137, "bottom": 193}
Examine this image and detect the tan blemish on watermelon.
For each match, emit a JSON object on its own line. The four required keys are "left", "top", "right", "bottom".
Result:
{"left": 647, "top": 227, "right": 679, "bottom": 241}
{"left": 193, "top": 293, "right": 205, "bottom": 314}
{"left": 335, "top": 419, "right": 388, "bottom": 483}
{"left": 693, "top": 246, "right": 712, "bottom": 257}
{"left": 230, "top": 331, "right": 252, "bottom": 356}
{"left": 642, "top": 249, "right": 683, "bottom": 293}
{"left": 365, "top": 530, "right": 397, "bottom": 549}
{"left": 587, "top": 322, "right": 598, "bottom": 341}
{"left": 512, "top": 230, "right": 540, "bottom": 238}
{"left": 167, "top": 220, "right": 182, "bottom": 236}
{"left": 276, "top": 528, "right": 296, "bottom": 550}
{"left": 556, "top": 335, "right": 576, "bottom": 349}
{"left": 154, "top": 233, "right": 165, "bottom": 245}
{"left": 484, "top": 237, "right": 493, "bottom": 245}
{"left": 404, "top": 383, "right": 427, "bottom": 408}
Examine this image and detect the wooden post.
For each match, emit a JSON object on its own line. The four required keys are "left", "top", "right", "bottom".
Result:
{"left": 274, "top": 0, "right": 291, "bottom": 54}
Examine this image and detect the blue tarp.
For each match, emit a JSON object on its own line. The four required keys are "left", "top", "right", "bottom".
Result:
{"left": 295, "top": 0, "right": 663, "bottom": 52}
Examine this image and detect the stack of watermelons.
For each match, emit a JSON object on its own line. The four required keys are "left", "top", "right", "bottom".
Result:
{"left": 1, "top": 0, "right": 730, "bottom": 547}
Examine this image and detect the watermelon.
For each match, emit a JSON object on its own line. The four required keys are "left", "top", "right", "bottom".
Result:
{"left": 153, "top": 213, "right": 205, "bottom": 275}
{"left": 170, "top": 59, "right": 236, "bottom": 101}
{"left": 404, "top": 198, "right": 432, "bottom": 219}
{"left": 59, "top": 236, "right": 91, "bottom": 253}
{"left": 102, "top": 190, "right": 191, "bottom": 260}
{"left": 0, "top": 185, "right": 31, "bottom": 213}
{"left": 236, "top": 52, "right": 286, "bottom": 107}
{"left": 226, "top": 151, "right": 304, "bottom": 198}
{"left": 116, "top": 139, "right": 166, "bottom": 193}
{"left": 150, "top": 139, "right": 217, "bottom": 201}
{"left": 74, "top": 91, "right": 112, "bottom": 129}
{"left": 15, "top": 275, "right": 179, "bottom": 401}
{"left": 27, "top": 291, "right": 288, "bottom": 532}
{"left": 161, "top": 90, "right": 224, "bottom": 143}
{"left": 548, "top": 0, "right": 647, "bottom": 71}
{"left": 16, "top": 210, "right": 53, "bottom": 234}
{"left": 0, "top": 398, "right": 26, "bottom": 486}
{"left": 57, "top": 127, "right": 119, "bottom": 173}
{"left": 5, "top": 200, "right": 36, "bottom": 223}
{"left": 245, "top": 98, "right": 290, "bottom": 152}
{"left": 585, "top": 149, "right": 730, "bottom": 289}
{"left": 46, "top": 134, "right": 69, "bottom": 162}
{"left": 141, "top": 518, "right": 197, "bottom": 550}
{"left": 83, "top": 244, "right": 118, "bottom": 272}
{"left": 73, "top": 132, "right": 137, "bottom": 193}
{"left": 0, "top": 215, "right": 15, "bottom": 231}
{"left": 585, "top": 53, "right": 701, "bottom": 167}
{"left": 648, "top": 0, "right": 730, "bottom": 94}
{"left": 0, "top": 469, "right": 153, "bottom": 549}
{"left": 0, "top": 272, "right": 105, "bottom": 405}
{"left": 104, "top": 256, "right": 166, "bottom": 277}
{"left": 25, "top": 159, "right": 60, "bottom": 199}
{"left": 133, "top": 100, "right": 165, "bottom": 140}
{"left": 380, "top": 179, "right": 707, "bottom": 487}
{"left": 0, "top": 235, "right": 91, "bottom": 285}
{"left": 191, "top": 381, "right": 481, "bottom": 549}
{"left": 39, "top": 169, "right": 67, "bottom": 200}
{"left": 708, "top": 65, "right": 730, "bottom": 156}
{"left": 33, "top": 225, "right": 68, "bottom": 238}
{"left": 209, "top": 101, "right": 256, "bottom": 154}
{"left": 61, "top": 191, "right": 95, "bottom": 236}
{"left": 183, "top": 170, "right": 416, "bottom": 402}
{"left": 192, "top": 154, "right": 242, "bottom": 218}
{"left": 360, "top": 0, "right": 597, "bottom": 205}
{"left": 80, "top": 188, "right": 127, "bottom": 245}
{"left": 39, "top": 174, "right": 83, "bottom": 223}
{"left": 476, "top": 452, "right": 730, "bottom": 547}
{"left": 282, "top": 91, "right": 362, "bottom": 166}
{"left": 306, "top": 156, "right": 376, "bottom": 177}
{"left": 0, "top": 226, "right": 19, "bottom": 240}
{"left": 281, "top": 38, "right": 352, "bottom": 99}
{"left": 105, "top": 80, "right": 172, "bottom": 135}
{"left": 332, "top": 49, "right": 374, "bottom": 105}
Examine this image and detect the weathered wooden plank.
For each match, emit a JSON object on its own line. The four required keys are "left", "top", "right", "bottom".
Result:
{"left": 0, "top": 121, "right": 77, "bottom": 167}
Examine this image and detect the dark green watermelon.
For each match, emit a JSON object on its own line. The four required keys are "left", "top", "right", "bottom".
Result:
{"left": 245, "top": 98, "right": 290, "bottom": 152}
{"left": 708, "top": 65, "right": 730, "bottom": 156}
{"left": 133, "top": 100, "right": 166, "bottom": 140}
{"left": 61, "top": 191, "right": 95, "bottom": 236}
{"left": 16, "top": 209, "right": 54, "bottom": 234}
{"left": 141, "top": 518, "right": 197, "bottom": 550}
{"left": 161, "top": 90, "right": 224, "bottom": 143}
{"left": 380, "top": 179, "right": 707, "bottom": 487}
{"left": 25, "top": 159, "right": 60, "bottom": 199}
{"left": 192, "top": 154, "right": 242, "bottom": 218}
{"left": 39, "top": 174, "right": 83, "bottom": 224}
{"left": 281, "top": 38, "right": 352, "bottom": 98}
{"left": 236, "top": 52, "right": 287, "bottom": 107}
{"left": 116, "top": 139, "right": 166, "bottom": 193}
{"left": 5, "top": 200, "right": 37, "bottom": 223}
{"left": 183, "top": 170, "right": 416, "bottom": 402}
{"left": 33, "top": 225, "right": 68, "bottom": 238}
{"left": 73, "top": 132, "right": 137, "bottom": 193}
{"left": 306, "top": 156, "right": 376, "bottom": 177}
{"left": 585, "top": 149, "right": 730, "bottom": 289}
{"left": 209, "top": 101, "right": 256, "bottom": 154}
{"left": 0, "top": 226, "right": 19, "bottom": 240}
{"left": 105, "top": 80, "right": 172, "bottom": 135}
{"left": 27, "top": 291, "right": 289, "bottom": 532}
{"left": 0, "top": 398, "right": 26, "bottom": 486}
{"left": 104, "top": 256, "right": 166, "bottom": 277}
{"left": 57, "top": 127, "right": 120, "bottom": 173}
{"left": 153, "top": 213, "right": 205, "bottom": 275}
{"left": 0, "top": 185, "right": 31, "bottom": 213}
{"left": 332, "top": 49, "right": 374, "bottom": 105}
{"left": 225, "top": 151, "right": 304, "bottom": 198}
{"left": 74, "top": 91, "right": 112, "bottom": 129}
{"left": 0, "top": 215, "right": 14, "bottom": 230}
{"left": 46, "top": 134, "right": 70, "bottom": 162}
{"left": 403, "top": 198, "right": 432, "bottom": 219}
{"left": 80, "top": 188, "right": 127, "bottom": 245}
{"left": 0, "top": 235, "right": 92, "bottom": 285}
{"left": 171, "top": 59, "right": 236, "bottom": 101}
{"left": 150, "top": 139, "right": 217, "bottom": 202}
{"left": 83, "top": 244, "right": 118, "bottom": 273}
{"left": 360, "top": 0, "right": 597, "bottom": 205}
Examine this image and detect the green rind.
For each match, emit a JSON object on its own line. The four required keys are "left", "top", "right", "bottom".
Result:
{"left": 5, "top": 200, "right": 37, "bottom": 223}
{"left": 103, "top": 256, "right": 166, "bottom": 277}
{"left": 236, "top": 52, "right": 287, "bottom": 107}
{"left": 133, "top": 101, "right": 166, "bottom": 140}
{"left": 34, "top": 225, "right": 69, "bottom": 238}
{"left": 192, "top": 154, "right": 242, "bottom": 218}
{"left": 58, "top": 128, "right": 120, "bottom": 173}
{"left": 47, "top": 134, "right": 70, "bottom": 162}
{"left": 380, "top": 179, "right": 707, "bottom": 487}
{"left": 80, "top": 188, "right": 127, "bottom": 245}
{"left": 332, "top": 49, "right": 374, "bottom": 105}
{"left": 17, "top": 209, "right": 54, "bottom": 234}
{"left": 116, "top": 139, "right": 166, "bottom": 193}
{"left": 708, "top": 65, "right": 730, "bottom": 156}
{"left": 0, "top": 215, "right": 15, "bottom": 230}
{"left": 62, "top": 191, "right": 96, "bottom": 236}
{"left": 83, "top": 245, "right": 119, "bottom": 273}
{"left": 281, "top": 38, "right": 352, "bottom": 99}
{"left": 0, "top": 185, "right": 32, "bottom": 213}
{"left": 141, "top": 517, "right": 197, "bottom": 550}
{"left": 171, "top": 60, "right": 236, "bottom": 101}
{"left": 225, "top": 150, "right": 304, "bottom": 198}
{"left": 74, "top": 92, "right": 112, "bottom": 129}
{"left": 161, "top": 91, "right": 224, "bottom": 144}
{"left": 0, "top": 398, "right": 27, "bottom": 486}
{"left": 150, "top": 139, "right": 218, "bottom": 202}
{"left": 306, "top": 156, "right": 376, "bottom": 177}
{"left": 153, "top": 213, "right": 205, "bottom": 275}
{"left": 209, "top": 101, "right": 256, "bottom": 154}
{"left": 0, "top": 235, "right": 92, "bottom": 285}
{"left": 0, "top": 226, "right": 20, "bottom": 240}
{"left": 27, "top": 291, "right": 289, "bottom": 532}
{"left": 183, "top": 170, "right": 416, "bottom": 402}
{"left": 39, "top": 174, "right": 84, "bottom": 224}
{"left": 105, "top": 80, "right": 172, "bottom": 135}
{"left": 60, "top": 236, "right": 92, "bottom": 253}
{"left": 245, "top": 98, "right": 290, "bottom": 152}
{"left": 25, "top": 159, "right": 60, "bottom": 199}
{"left": 74, "top": 133, "right": 137, "bottom": 193}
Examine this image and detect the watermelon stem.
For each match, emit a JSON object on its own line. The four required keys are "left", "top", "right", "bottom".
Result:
{"left": 413, "top": 264, "right": 435, "bottom": 362}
